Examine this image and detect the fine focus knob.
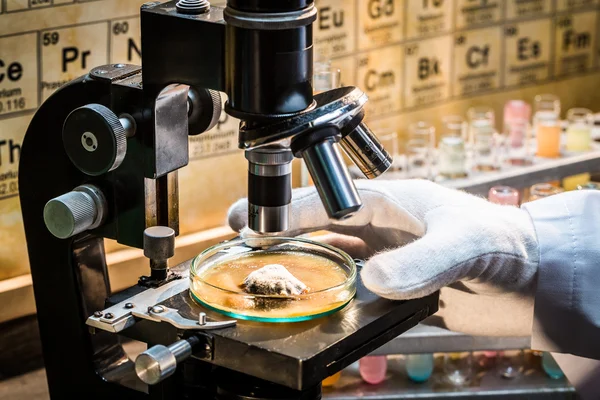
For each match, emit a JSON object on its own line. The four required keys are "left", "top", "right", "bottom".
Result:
{"left": 43, "top": 184, "right": 107, "bottom": 239}
{"left": 187, "top": 87, "right": 222, "bottom": 135}
{"left": 143, "top": 226, "right": 175, "bottom": 260}
{"left": 135, "top": 339, "right": 197, "bottom": 385}
{"left": 63, "top": 104, "right": 127, "bottom": 176}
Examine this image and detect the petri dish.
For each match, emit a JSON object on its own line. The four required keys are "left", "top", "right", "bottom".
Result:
{"left": 189, "top": 237, "right": 357, "bottom": 323}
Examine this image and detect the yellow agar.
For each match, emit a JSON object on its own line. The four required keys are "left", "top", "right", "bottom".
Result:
{"left": 191, "top": 251, "right": 352, "bottom": 320}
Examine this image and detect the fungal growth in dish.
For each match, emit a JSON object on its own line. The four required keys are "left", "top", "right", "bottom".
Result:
{"left": 190, "top": 247, "right": 356, "bottom": 322}
{"left": 242, "top": 263, "right": 308, "bottom": 296}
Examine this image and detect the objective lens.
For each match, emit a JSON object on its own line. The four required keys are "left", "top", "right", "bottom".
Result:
{"left": 301, "top": 138, "right": 362, "bottom": 219}
{"left": 246, "top": 149, "right": 293, "bottom": 233}
{"left": 340, "top": 122, "right": 393, "bottom": 179}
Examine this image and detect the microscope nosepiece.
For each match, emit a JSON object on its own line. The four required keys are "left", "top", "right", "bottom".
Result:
{"left": 246, "top": 149, "right": 293, "bottom": 233}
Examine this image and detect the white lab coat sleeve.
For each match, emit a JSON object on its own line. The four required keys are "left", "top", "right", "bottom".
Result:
{"left": 521, "top": 190, "right": 600, "bottom": 359}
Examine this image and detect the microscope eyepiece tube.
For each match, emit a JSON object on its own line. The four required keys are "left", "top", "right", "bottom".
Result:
{"left": 246, "top": 149, "right": 293, "bottom": 233}
{"left": 340, "top": 113, "right": 393, "bottom": 179}
{"left": 301, "top": 138, "right": 362, "bottom": 220}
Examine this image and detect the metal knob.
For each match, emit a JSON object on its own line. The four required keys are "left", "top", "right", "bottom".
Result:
{"left": 63, "top": 104, "right": 131, "bottom": 176}
{"left": 143, "top": 226, "right": 175, "bottom": 280}
{"left": 43, "top": 184, "right": 107, "bottom": 239}
{"left": 135, "top": 337, "right": 198, "bottom": 385}
{"left": 187, "top": 87, "right": 222, "bottom": 135}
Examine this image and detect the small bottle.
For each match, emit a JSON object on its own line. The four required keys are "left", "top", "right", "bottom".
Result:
{"left": 562, "top": 173, "right": 591, "bottom": 191}
{"left": 488, "top": 186, "right": 519, "bottom": 206}
{"left": 438, "top": 136, "right": 467, "bottom": 179}
{"left": 322, "top": 371, "right": 342, "bottom": 387}
{"left": 313, "top": 60, "right": 341, "bottom": 94}
{"left": 541, "top": 352, "right": 564, "bottom": 379}
{"left": 578, "top": 182, "right": 600, "bottom": 190}
{"left": 441, "top": 115, "right": 466, "bottom": 139}
{"left": 443, "top": 352, "right": 473, "bottom": 386}
{"left": 405, "top": 354, "right": 434, "bottom": 383}
{"left": 535, "top": 111, "right": 561, "bottom": 158}
{"left": 407, "top": 121, "right": 434, "bottom": 179}
{"left": 468, "top": 107, "right": 498, "bottom": 171}
{"left": 504, "top": 100, "right": 532, "bottom": 165}
{"left": 378, "top": 131, "right": 403, "bottom": 174}
{"left": 497, "top": 350, "right": 525, "bottom": 379}
{"left": 359, "top": 355, "right": 387, "bottom": 385}
{"left": 528, "top": 183, "right": 564, "bottom": 201}
{"left": 566, "top": 108, "right": 593, "bottom": 152}
{"left": 533, "top": 94, "right": 561, "bottom": 139}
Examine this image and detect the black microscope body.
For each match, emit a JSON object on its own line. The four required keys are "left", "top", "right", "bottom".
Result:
{"left": 18, "top": 1, "right": 439, "bottom": 399}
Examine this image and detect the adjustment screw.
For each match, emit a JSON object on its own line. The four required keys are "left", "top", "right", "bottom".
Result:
{"left": 176, "top": 0, "right": 210, "bottom": 14}
{"left": 150, "top": 305, "right": 165, "bottom": 314}
{"left": 93, "top": 311, "right": 103, "bottom": 318}
{"left": 104, "top": 313, "right": 114, "bottom": 319}
{"left": 125, "top": 303, "right": 134, "bottom": 309}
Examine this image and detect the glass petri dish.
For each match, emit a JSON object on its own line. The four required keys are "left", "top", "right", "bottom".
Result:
{"left": 189, "top": 237, "right": 357, "bottom": 323}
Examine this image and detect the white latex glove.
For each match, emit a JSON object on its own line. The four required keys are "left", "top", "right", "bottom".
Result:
{"left": 228, "top": 179, "right": 540, "bottom": 336}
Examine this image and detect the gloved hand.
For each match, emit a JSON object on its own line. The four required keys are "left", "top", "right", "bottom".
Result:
{"left": 228, "top": 179, "right": 540, "bottom": 336}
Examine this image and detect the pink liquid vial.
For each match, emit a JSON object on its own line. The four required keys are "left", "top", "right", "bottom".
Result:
{"left": 359, "top": 356, "right": 387, "bottom": 384}
{"left": 488, "top": 186, "right": 519, "bottom": 206}
{"left": 504, "top": 100, "right": 532, "bottom": 165}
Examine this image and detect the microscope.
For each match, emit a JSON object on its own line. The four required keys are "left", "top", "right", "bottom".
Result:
{"left": 18, "top": 1, "right": 439, "bottom": 398}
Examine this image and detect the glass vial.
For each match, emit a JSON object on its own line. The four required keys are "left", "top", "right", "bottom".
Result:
{"left": 407, "top": 121, "right": 434, "bottom": 179}
{"left": 441, "top": 115, "right": 466, "bottom": 138}
{"left": 438, "top": 136, "right": 467, "bottom": 179}
{"left": 405, "top": 354, "right": 434, "bottom": 383}
{"left": 542, "top": 352, "right": 564, "bottom": 379}
{"left": 529, "top": 183, "right": 564, "bottom": 201}
{"left": 497, "top": 350, "right": 525, "bottom": 379}
{"left": 443, "top": 352, "right": 473, "bottom": 386}
{"left": 359, "top": 355, "right": 387, "bottom": 385}
{"left": 504, "top": 100, "right": 532, "bottom": 165}
{"left": 313, "top": 60, "right": 341, "bottom": 94}
{"left": 578, "top": 182, "right": 600, "bottom": 190}
{"left": 378, "top": 131, "right": 403, "bottom": 174}
{"left": 535, "top": 111, "right": 561, "bottom": 158}
{"left": 566, "top": 108, "right": 593, "bottom": 152}
{"left": 533, "top": 94, "right": 561, "bottom": 139}
{"left": 468, "top": 106, "right": 498, "bottom": 171}
{"left": 488, "top": 186, "right": 519, "bottom": 206}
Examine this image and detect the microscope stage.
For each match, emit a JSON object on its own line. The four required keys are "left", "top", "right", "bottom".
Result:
{"left": 106, "top": 259, "right": 438, "bottom": 390}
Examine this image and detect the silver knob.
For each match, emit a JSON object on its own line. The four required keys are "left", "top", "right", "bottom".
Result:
{"left": 135, "top": 339, "right": 194, "bottom": 385}
{"left": 43, "top": 184, "right": 107, "bottom": 239}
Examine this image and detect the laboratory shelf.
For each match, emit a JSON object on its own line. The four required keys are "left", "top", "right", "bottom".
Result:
{"left": 324, "top": 356, "right": 575, "bottom": 400}
{"left": 442, "top": 148, "right": 600, "bottom": 196}
{"left": 371, "top": 146, "right": 600, "bottom": 197}
{"left": 372, "top": 323, "right": 531, "bottom": 356}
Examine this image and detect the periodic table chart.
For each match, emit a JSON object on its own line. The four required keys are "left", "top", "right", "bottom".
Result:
{"left": 1, "top": 0, "right": 600, "bottom": 280}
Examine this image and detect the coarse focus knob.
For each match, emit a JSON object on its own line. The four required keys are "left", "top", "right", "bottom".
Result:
{"left": 63, "top": 104, "right": 128, "bottom": 176}
{"left": 135, "top": 338, "right": 197, "bottom": 385}
{"left": 187, "top": 87, "right": 222, "bottom": 135}
{"left": 43, "top": 184, "right": 107, "bottom": 239}
{"left": 143, "top": 226, "right": 175, "bottom": 260}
